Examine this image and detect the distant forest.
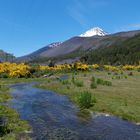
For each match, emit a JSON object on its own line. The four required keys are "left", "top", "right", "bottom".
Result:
{"left": 81, "top": 34, "right": 140, "bottom": 65}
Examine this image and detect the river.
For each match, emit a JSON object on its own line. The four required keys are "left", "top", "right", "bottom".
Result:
{"left": 9, "top": 83, "right": 140, "bottom": 140}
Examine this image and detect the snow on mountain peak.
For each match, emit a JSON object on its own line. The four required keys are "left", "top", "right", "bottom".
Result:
{"left": 79, "top": 27, "right": 108, "bottom": 37}
{"left": 48, "top": 42, "right": 62, "bottom": 48}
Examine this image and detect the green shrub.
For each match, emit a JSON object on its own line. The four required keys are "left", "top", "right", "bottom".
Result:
{"left": 61, "top": 80, "right": 70, "bottom": 85}
{"left": 90, "top": 82, "right": 97, "bottom": 89}
{"left": 0, "top": 73, "right": 9, "bottom": 78}
{"left": 104, "top": 81, "right": 112, "bottom": 86}
{"left": 72, "top": 76, "right": 84, "bottom": 87}
{"left": 117, "top": 76, "right": 121, "bottom": 79}
{"left": 74, "top": 80, "right": 84, "bottom": 87}
{"left": 120, "top": 111, "right": 134, "bottom": 121}
{"left": 91, "top": 76, "right": 96, "bottom": 82}
{"left": 74, "top": 72, "right": 78, "bottom": 75}
{"left": 114, "top": 72, "right": 119, "bottom": 75}
{"left": 120, "top": 71, "right": 124, "bottom": 75}
{"left": 97, "top": 78, "right": 112, "bottom": 86}
{"left": 78, "top": 91, "right": 95, "bottom": 109}
{"left": 96, "top": 78, "right": 104, "bottom": 85}
{"left": 90, "top": 76, "right": 97, "bottom": 89}
{"left": 0, "top": 124, "right": 9, "bottom": 137}
{"left": 108, "top": 72, "right": 111, "bottom": 75}
{"left": 71, "top": 75, "right": 75, "bottom": 83}
{"left": 124, "top": 99, "right": 128, "bottom": 106}
{"left": 66, "top": 86, "right": 70, "bottom": 89}
{"left": 124, "top": 76, "right": 128, "bottom": 79}
{"left": 83, "top": 73, "right": 87, "bottom": 77}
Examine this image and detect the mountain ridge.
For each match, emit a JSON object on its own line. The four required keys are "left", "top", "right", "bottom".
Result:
{"left": 16, "top": 29, "right": 140, "bottom": 64}
{"left": 0, "top": 50, "right": 15, "bottom": 62}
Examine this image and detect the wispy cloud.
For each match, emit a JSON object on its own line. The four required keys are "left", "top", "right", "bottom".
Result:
{"left": 115, "top": 23, "right": 140, "bottom": 32}
{"left": 67, "top": 0, "right": 109, "bottom": 28}
{"left": 127, "top": 23, "right": 140, "bottom": 29}
{"left": 67, "top": 0, "right": 88, "bottom": 28}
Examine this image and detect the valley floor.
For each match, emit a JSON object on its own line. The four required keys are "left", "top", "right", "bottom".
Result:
{"left": 0, "top": 71, "right": 140, "bottom": 139}
{"left": 36, "top": 70, "right": 140, "bottom": 123}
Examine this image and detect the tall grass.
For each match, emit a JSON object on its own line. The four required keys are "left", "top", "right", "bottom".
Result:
{"left": 78, "top": 91, "right": 96, "bottom": 109}
{"left": 74, "top": 80, "right": 84, "bottom": 87}
{"left": 90, "top": 82, "right": 97, "bottom": 89}
{"left": 60, "top": 80, "right": 70, "bottom": 85}
{"left": 71, "top": 75, "right": 75, "bottom": 83}
{"left": 96, "top": 78, "right": 112, "bottom": 86}
{"left": 71, "top": 75, "right": 84, "bottom": 87}
{"left": 91, "top": 76, "right": 96, "bottom": 82}
{"left": 90, "top": 76, "right": 97, "bottom": 89}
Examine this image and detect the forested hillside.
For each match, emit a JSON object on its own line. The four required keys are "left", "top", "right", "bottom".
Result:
{"left": 81, "top": 34, "right": 140, "bottom": 65}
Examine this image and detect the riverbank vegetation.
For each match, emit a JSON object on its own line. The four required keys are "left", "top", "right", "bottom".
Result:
{"left": 0, "top": 81, "right": 31, "bottom": 139}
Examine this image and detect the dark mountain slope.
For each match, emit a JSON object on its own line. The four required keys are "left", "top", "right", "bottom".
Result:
{"left": 17, "top": 42, "right": 62, "bottom": 62}
{"left": 81, "top": 33, "right": 140, "bottom": 65}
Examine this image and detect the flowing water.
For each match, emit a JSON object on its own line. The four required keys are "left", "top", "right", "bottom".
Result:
{"left": 9, "top": 83, "right": 140, "bottom": 140}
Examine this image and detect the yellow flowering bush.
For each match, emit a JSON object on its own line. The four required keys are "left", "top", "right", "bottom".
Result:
{"left": 122, "top": 65, "right": 136, "bottom": 70}
{"left": 0, "top": 62, "right": 30, "bottom": 78}
{"left": 39, "top": 64, "right": 71, "bottom": 71}
{"left": 136, "top": 65, "right": 140, "bottom": 69}
{"left": 73, "top": 62, "right": 89, "bottom": 70}
{"left": 92, "top": 64, "right": 100, "bottom": 69}
{"left": 0, "top": 62, "right": 140, "bottom": 78}
{"left": 40, "top": 65, "right": 50, "bottom": 71}
{"left": 39, "top": 62, "right": 89, "bottom": 71}
{"left": 104, "top": 65, "right": 120, "bottom": 72}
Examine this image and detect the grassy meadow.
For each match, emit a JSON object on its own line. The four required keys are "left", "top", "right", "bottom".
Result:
{"left": 36, "top": 70, "right": 140, "bottom": 123}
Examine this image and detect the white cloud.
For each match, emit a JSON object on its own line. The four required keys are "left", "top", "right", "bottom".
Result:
{"left": 67, "top": 0, "right": 109, "bottom": 28}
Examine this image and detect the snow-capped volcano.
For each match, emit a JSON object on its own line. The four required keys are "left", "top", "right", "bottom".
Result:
{"left": 79, "top": 27, "right": 108, "bottom": 37}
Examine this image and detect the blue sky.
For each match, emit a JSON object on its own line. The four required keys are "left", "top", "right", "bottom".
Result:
{"left": 0, "top": 0, "right": 140, "bottom": 57}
